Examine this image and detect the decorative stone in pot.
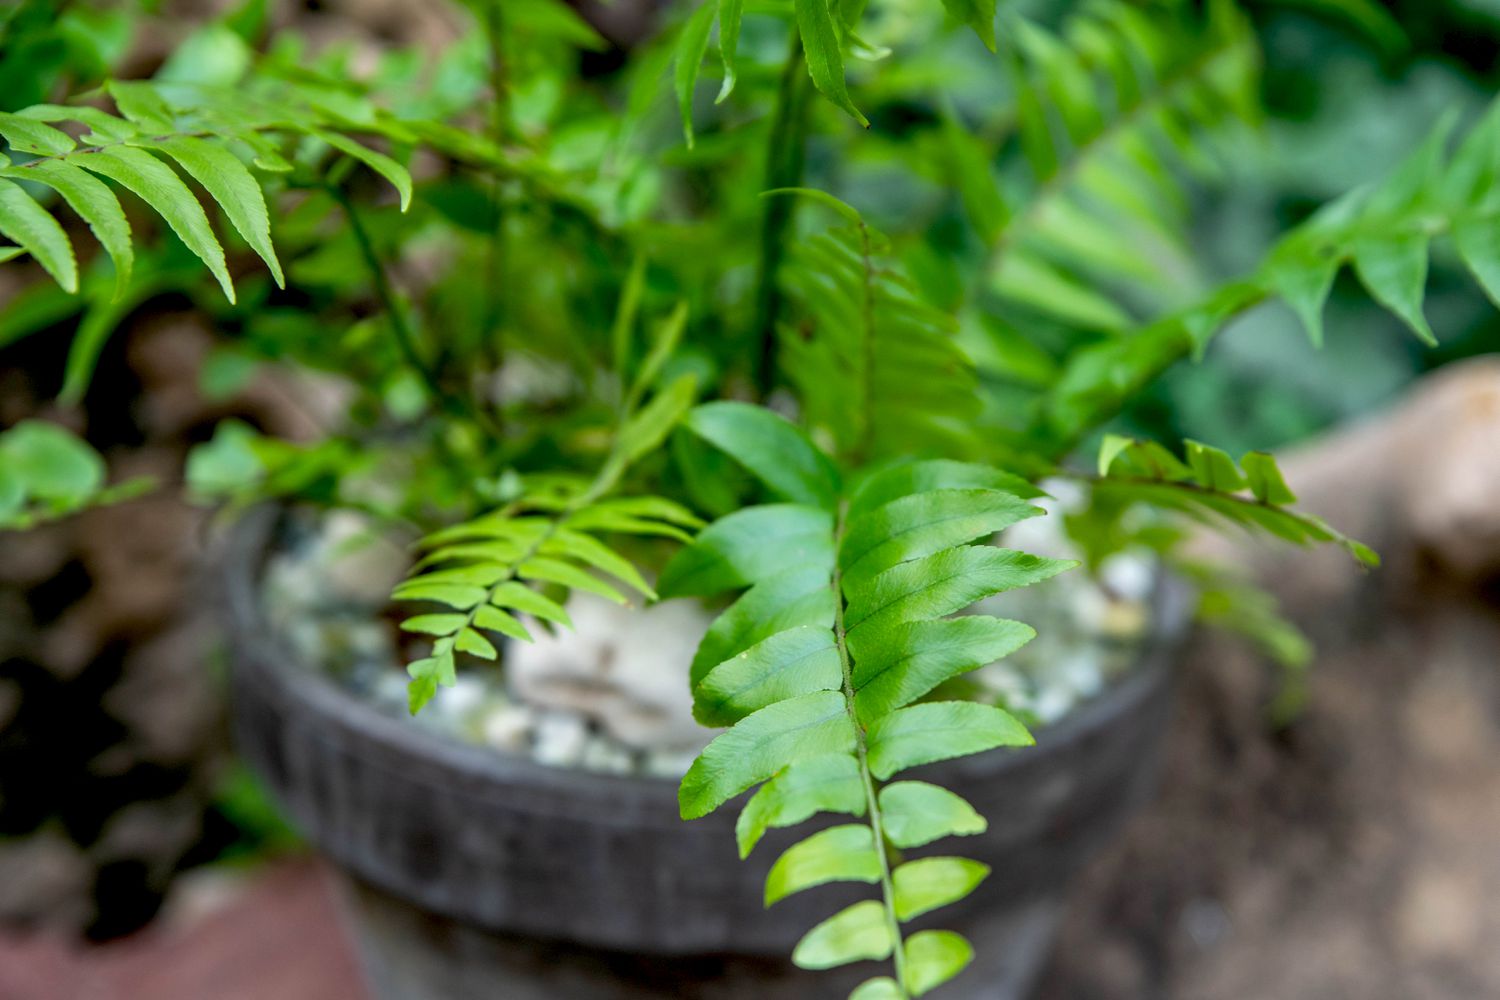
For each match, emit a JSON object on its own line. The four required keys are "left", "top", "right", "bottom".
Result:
{"left": 222, "top": 507, "right": 1190, "bottom": 999}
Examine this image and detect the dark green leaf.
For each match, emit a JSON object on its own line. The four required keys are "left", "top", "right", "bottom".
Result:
{"left": 659, "top": 504, "right": 835, "bottom": 598}
{"left": 840, "top": 489, "right": 1042, "bottom": 582}
{"left": 850, "top": 616, "right": 1033, "bottom": 723}
{"left": 690, "top": 565, "right": 836, "bottom": 688}
{"left": 795, "top": 0, "right": 869, "bottom": 127}
{"left": 695, "top": 625, "right": 842, "bottom": 727}
{"left": 847, "top": 460, "right": 1043, "bottom": 520}
{"left": 674, "top": 2, "right": 718, "bottom": 148}
{"left": 680, "top": 691, "right": 855, "bottom": 819}
{"left": 736, "top": 753, "right": 864, "bottom": 858}
{"left": 844, "top": 547, "right": 1074, "bottom": 635}
{"left": 865, "top": 702, "right": 1033, "bottom": 780}
{"left": 685, "top": 402, "right": 841, "bottom": 509}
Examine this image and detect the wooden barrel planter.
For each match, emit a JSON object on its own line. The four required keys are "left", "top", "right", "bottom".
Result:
{"left": 222, "top": 508, "right": 1191, "bottom": 999}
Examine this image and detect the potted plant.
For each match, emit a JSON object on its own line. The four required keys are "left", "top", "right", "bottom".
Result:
{"left": 0, "top": 0, "right": 1488, "bottom": 996}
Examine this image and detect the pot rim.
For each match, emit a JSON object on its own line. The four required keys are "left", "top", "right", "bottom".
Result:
{"left": 223, "top": 504, "right": 1193, "bottom": 806}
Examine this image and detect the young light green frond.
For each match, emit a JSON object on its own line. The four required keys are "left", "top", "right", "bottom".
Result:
{"left": 890, "top": 857, "right": 989, "bottom": 921}
{"left": 878, "top": 783, "right": 987, "bottom": 849}
{"left": 902, "top": 930, "right": 975, "bottom": 997}
{"left": 765, "top": 825, "right": 882, "bottom": 905}
{"left": 794, "top": 900, "right": 893, "bottom": 970}
{"left": 397, "top": 355, "right": 698, "bottom": 713}
{"left": 1096, "top": 436, "right": 1378, "bottom": 566}
{"left": 397, "top": 491, "right": 678, "bottom": 713}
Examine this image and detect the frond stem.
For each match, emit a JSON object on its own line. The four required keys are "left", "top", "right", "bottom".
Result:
{"left": 333, "top": 186, "right": 503, "bottom": 438}
{"left": 852, "top": 219, "right": 878, "bottom": 467}
{"left": 831, "top": 500, "right": 910, "bottom": 997}
{"left": 751, "top": 28, "right": 813, "bottom": 400}
{"left": 483, "top": 0, "right": 511, "bottom": 423}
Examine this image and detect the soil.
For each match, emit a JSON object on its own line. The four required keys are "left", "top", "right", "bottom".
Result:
{"left": 1035, "top": 363, "right": 1500, "bottom": 999}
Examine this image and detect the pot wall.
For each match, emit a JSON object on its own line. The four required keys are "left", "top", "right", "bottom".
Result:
{"left": 223, "top": 508, "right": 1189, "bottom": 996}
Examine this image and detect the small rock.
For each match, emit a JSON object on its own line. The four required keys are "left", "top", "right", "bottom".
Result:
{"left": 0, "top": 830, "right": 94, "bottom": 931}
{"left": 508, "top": 594, "right": 712, "bottom": 751}
{"left": 641, "top": 748, "right": 701, "bottom": 779}
{"left": 1100, "top": 552, "right": 1156, "bottom": 601}
{"left": 479, "top": 705, "right": 533, "bottom": 753}
{"left": 532, "top": 711, "right": 589, "bottom": 768}
{"left": 580, "top": 736, "right": 636, "bottom": 775}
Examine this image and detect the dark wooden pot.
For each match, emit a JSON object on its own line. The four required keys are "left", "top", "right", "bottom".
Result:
{"left": 222, "top": 508, "right": 1190, "bottom": 999}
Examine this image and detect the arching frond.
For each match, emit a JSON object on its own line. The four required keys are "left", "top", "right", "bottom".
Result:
{"left": 664, "top": 401, "right": 1071, "bottom": 999}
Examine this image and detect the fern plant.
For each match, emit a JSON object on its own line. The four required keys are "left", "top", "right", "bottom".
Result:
{"left": 0, "top": 0, "right": 1487, "bottom": 995}
{"left": 660, "top": 403, "right": 1066, "bottom": 996}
